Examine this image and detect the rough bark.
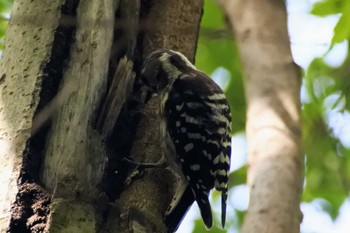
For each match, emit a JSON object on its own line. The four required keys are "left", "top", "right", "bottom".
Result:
{"left": 0, "top": 0, "right": 65, "bottom": 231}
{"left": 41, "top": 0, "right": 118, "bottom": 232}
{"left": 217, "top": 1, "right": 303, "bottom": 233}
{"left": 0, "top": 0, "right": 119, "bottom": 232}
{"left": 1, "top": 0, "right": 203, "bottom": 232}
{"left": 108, "top": 1, "right": 204, "bottom": 232}
{"left": 142, "top": 0, "right": 203, "bottom": 61}
{"left": 42, "top": 0, "right": 116, "bottom": 195}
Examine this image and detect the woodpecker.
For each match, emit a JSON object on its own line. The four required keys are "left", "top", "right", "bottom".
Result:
{"left": 140, "top": 49, "right": 231, "bottom": 232}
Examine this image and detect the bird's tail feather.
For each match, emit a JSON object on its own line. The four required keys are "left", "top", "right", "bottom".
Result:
{"left": 164, "top": 185, "right": 195, "bottom": 233}
{"left": 194, "top": 189, "right": 213, "bottom": 229}
{"left": 221, "top": 188, "right": 228, "bottom": 228}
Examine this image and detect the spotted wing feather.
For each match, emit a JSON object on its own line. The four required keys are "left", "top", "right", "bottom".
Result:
{"left": 165, "top": 71, "right": 231, "bottom": 229}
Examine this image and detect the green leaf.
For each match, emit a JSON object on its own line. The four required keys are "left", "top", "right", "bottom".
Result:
{"left": 0, "top": 0, "right": 12, "bottom": 50}
{"left": 200, "top": 0, "right": 225, "bottom": 29}
{"left": 302, "top": 102, "right": 349, "bottom": 218}
{"left": 228, "top": 166, "right": 247, "bottom": 189}
{"left": 311, "top": 0, "right": 342, "bottom": 16}
{"left": 332, "top": 0, "right": 350, "bottom": 44}
{"left": 303, "top": 45, "right": 350, "bottom": 218}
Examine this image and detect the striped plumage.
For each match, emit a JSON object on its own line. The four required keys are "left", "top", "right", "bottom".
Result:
{"left": 141, "top": 49, "right": 231, "bottom": 232}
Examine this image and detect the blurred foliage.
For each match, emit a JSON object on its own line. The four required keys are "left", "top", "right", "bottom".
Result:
{"left": 194, "top": 0, "right": 350, "bottom": 231}
{"left": 196, "top": 0, "right": 245, "bottom": 134}
{"left": 312, "top": 0, "right": 350, "bottom": 46}
{"left": 303, "top": 53, "right": 350, "bottom": 218}
{"left": 227, "top": 166, "right": 246, "bottom": 190}
{"left": 303, "top": 0, "right": 350, "bottom": 219}
{"left": 311, "top": 0, "right": 342, "bottom": 16}
{"left": 0, "top": 0, "right": 12, "bottom": 50}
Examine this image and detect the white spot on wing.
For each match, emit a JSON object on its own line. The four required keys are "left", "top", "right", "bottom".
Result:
{"left": 203, "top": 150, "right": 212, "bottom": 160}
{"left": 180, "top": 113, "right": 201, "bottom": 125}
{"left": 190, "top": 164, "right": 200, "bottom": 171}
{"left": 187, "top": 132, "right": 201, "bottom": 139}
{"left": 213, "top": 153, "right": 230, "bottom": 165}
{"left": 207, "top": 139, "right": 220, "bottom": 146}
{"left": 217, "top": 127, "right": 227, "bottom": 135}
{"left": 211, "top": 114, "right": 230, "bottom": 125}
{"left": 208, "top": 93, "right": 226, "bottom": 100}
{"left": 213, "top": 155, "right": 220, "bottom": 164}
{"left": 186, "top": 102, "right": 202, "bottom": 109}
{"left": 176, "top": 103, "right": 184, "bottom": 111}
{"left": 184, "top": 143, "right": 194, "bottom": 152}
{"left": 204, "top": 101, "right": 229, "bottom": 110}
{"left": 214, "top": 179, "right": 227, "bottom": 189}
{"left": 217, "top": 169, "right": 227, "bottom": 176}
{"left": 222, "top": 140, "right": 231, "bottom": 147}
{"left": 222, "top": 155, "right": 230, "bottom": 164}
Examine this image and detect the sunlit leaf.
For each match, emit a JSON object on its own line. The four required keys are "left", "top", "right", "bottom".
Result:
{"left": 200, "top": 0, "right": 224, "bottom": 29}
{"left": 311, "top": 0, "right": 342, "bottom": 16}
{"left": 332, "top": 0, "right": 350, "bottom": 44}
{"left": 228, "top": 166, "right": 247, "bottom": 190}
{"left": 0, "top": 0, "right": 12, "bottom": 49}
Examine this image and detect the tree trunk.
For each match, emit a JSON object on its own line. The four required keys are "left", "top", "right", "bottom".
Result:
{"left": 108, "top": 1, "right": 203, "bottom": 232}
{"left": 217, "top": 0, "right": 303, "bottom": 233}
{"left": 0, "top": 0, "right": 66, "bottom": 231}
{"left": 0, "top": 0, "right": 203, "bottom": 232}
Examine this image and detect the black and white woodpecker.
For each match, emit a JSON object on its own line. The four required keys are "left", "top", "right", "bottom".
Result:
{"left": 140, "top": 49, "right": 232, "bottom": 232}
